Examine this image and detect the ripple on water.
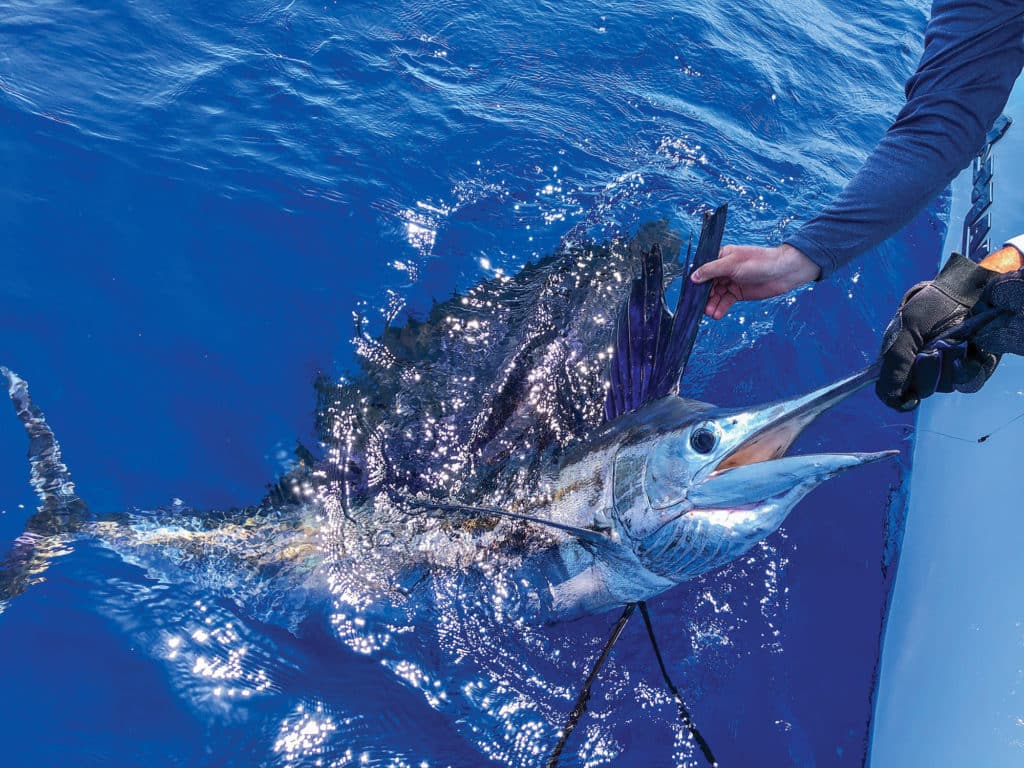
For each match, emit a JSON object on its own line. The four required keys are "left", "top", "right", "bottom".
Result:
{"left": 1, "top": 0, "right": 932, "bottom": 764}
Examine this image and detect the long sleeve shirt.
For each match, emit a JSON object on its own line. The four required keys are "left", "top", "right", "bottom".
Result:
{"left": 785, "top": 0, "right": 1024, "bottom": 278}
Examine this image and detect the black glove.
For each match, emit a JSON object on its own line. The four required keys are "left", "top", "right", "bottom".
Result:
{"left": 971, "top": 267, "right": 1024, "bottom": 356}
{"left": 877, "top": 254, "right": 1000, "bottom": 411}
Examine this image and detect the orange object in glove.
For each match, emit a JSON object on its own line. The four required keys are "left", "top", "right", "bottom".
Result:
{"left": 980, "top": 244, "right": 1024, "bottom": 274}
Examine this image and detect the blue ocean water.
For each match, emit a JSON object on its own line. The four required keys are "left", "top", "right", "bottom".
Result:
{"left": 0, "top": 1, "right": 945, "bottom": 766}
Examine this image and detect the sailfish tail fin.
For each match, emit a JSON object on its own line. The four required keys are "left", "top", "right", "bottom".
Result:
{"left": 0, "top": 368, "right": 90, "bottom": 610}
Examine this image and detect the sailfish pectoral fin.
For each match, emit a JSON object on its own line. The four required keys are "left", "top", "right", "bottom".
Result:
{"left": 389, "top": 492, "right": 610, "bottom": 546}
{"left": 547, "top": 564, "right": 620, "bottom": 618}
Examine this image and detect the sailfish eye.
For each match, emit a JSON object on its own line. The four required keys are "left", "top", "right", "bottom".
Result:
{"left": 689, "top": 423, "right": 718, "bottom": 454}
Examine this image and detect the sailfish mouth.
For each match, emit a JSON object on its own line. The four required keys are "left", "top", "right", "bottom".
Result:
{"left": 690, "top": 365, "right": 896, "bottom": 508}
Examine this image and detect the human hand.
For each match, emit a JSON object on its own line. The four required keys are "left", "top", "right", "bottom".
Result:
{"left": 971, "top": 267, "right": 1024, "bottom": 355}
{"left": 876, "top": 254, "right": 999, "bottom": 411}
{"left": 875, "top": 244, "right": 1024, "bottom": 411}
{"left": 690, "top": 243, "right": 822, "bottom": 319}
{"left": 971, "top": 242, "right": 1024, "bottom": 355}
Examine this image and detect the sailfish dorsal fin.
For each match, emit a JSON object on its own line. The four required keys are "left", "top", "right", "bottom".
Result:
{"left": 603, "top": 204, "right": 727, "bottom": 422}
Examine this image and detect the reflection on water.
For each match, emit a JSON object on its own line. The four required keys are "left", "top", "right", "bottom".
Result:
{"left": 273, "top": 701, "right": 342, "bottom": 766}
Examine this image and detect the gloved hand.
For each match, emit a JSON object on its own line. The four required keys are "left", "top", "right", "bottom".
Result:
{"left": 972, "top": 267, "right": 1024, "bottom": 355}
{"left": 877, "top": 253, "right": 1000, "bottom": 411}
{"left": 904, "top": 334, "right": 999, "bottom": 403}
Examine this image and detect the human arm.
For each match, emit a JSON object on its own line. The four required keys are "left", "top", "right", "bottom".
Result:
{"left": 788, "top": 0, "right": 1023, "bottom": 277}
{"left": 692, "top": 0, "right": 1024, "bottom": 316}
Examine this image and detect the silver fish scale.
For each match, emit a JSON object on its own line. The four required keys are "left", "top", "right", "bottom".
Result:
{"left": 639, "top": 513, "right": 731, "bottom": 581}
{"left": 541, "top": 442, "right": 617, "bottom": 535}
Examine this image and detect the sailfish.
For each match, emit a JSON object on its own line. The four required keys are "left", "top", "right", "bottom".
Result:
{"left": 409, "top": 206, "right": 892, "bottom": 618}
{"left": 389, "top": 205, "right": 893, "bottom": 763}
{"left": 0, "top": 205, "right": 894, "bottom": 766}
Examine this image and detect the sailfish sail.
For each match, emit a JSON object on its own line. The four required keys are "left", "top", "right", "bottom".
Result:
{"left": 604, "top": 204, "right": 727, "bottom": 422}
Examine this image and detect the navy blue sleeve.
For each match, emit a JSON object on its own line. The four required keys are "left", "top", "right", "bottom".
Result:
{"left": 784, "top": 0, "right": 1024, "bottom": 278}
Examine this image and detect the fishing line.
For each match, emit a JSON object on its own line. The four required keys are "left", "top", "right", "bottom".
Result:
{"left": 545, "top": 603, "right": 636, "bottom": 768}
{"left": 973, "top": 407, "right": 1024, "bottom": 443}
{"left": 878, "top": 423, "right": 982, "bottom": 444}
{"left": 638, "top": 602, "right": 718, "bottom": 767}
{"left": 387, "top": 490, "right": 609, "bottom": 544}
{"left": 879, "top": 403, "right": 1024, "bottom": 444}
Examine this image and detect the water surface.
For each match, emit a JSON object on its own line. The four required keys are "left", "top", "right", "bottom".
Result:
{"left": 1, "top": 1, "right": 942, "bottom": 765}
